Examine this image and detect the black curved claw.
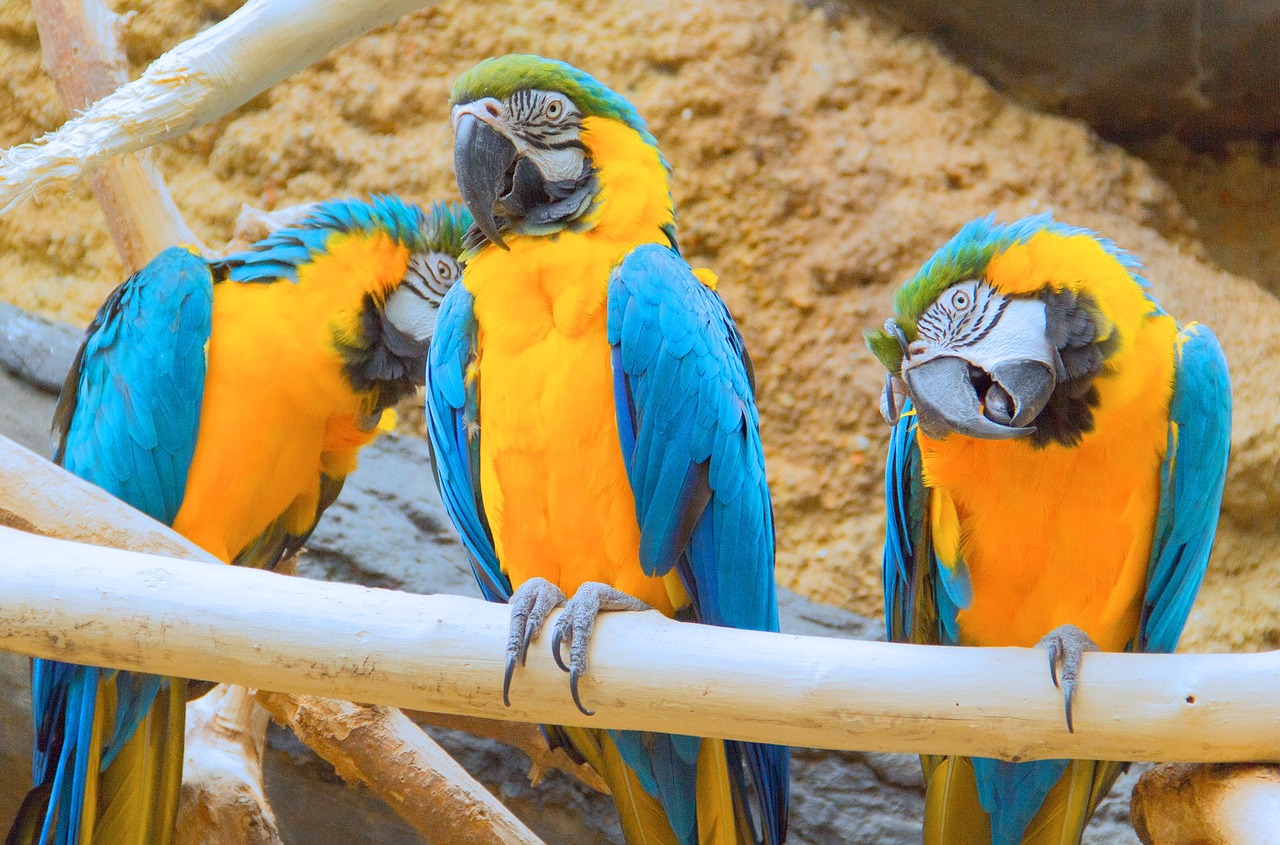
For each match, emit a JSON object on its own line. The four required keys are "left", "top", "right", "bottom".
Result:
{"left": 502, "top": 577, "right": 566, "bottom": 708}
{"left": 551, "top": 623, "right": 571, "bottom": 674}
{"left": 1044, "top": 637, "right": 1062, "bottom": 689}
{"left": 1062, "top": 678, "right": 1079, "bottom": 734}
{"left": 553, "top": 582, "right": 652, "bottom": 717}
{"left": 503, "top": 651, "right": 519, "bottom": 708}
{"left": 569, "top": 666, "right": 595, "bottom": 716}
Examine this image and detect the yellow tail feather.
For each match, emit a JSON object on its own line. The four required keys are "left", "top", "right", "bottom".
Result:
{"left": 559, "top": 726, "right": 681, "bottom": 845}
{"left": 694, "top": 740, "right": 748, "bottom": 845}
{"left": 923, "top": 755, "right": 991, "bottom": 845}
{"left": 923, "top": 755, "right": 1123, "bottom": 845}
{"left": 1021, "top": 760, "right": 1124, "bottom": 845}
{"left": 93, "top": 679, "right": 186, "bottom": 845}
{"left": 559, "top": 728, "right": 753, "bottom": 845}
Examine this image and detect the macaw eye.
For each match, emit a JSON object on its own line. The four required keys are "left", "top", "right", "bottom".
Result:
{"left": 435, "top": 259, "right": 455, "bottom": 281}
{"left": 545, "top": 98, "right": 564, "bottom": 120}
{"left": 950, "top": 289, "right": 971, "bottom": 310}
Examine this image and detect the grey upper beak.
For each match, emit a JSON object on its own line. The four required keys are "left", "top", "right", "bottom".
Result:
{"left": 904, "top": 355, "right": 1054, "bottom": 440}
{"left": 454, "top": 113, "right": 516, "bottom": 250}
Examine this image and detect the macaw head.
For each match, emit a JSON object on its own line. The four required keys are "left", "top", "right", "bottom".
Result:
{"left": 449, "top": 54, "right": 665, "bottom": 251}
{"left": 865, "top": 213, "right": 1153, "bottom": 447}
{"left": 217, "top": 195, "right": 472, "bottom": 404}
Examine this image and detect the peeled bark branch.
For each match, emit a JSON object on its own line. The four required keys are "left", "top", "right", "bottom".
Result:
{"left": 255, "top": 693, "right": 544, "bottom": 845}
{"left": 2, "top": 513, "right": 1279, "bottom": 764}
{"left": 0, "top": 0, "right": 432, "bottom": 212}
{"left": 31, "top": 0, "right": 202, "bottom": 266}
{"left": 178, "top": 684, "right": 283, "bottom": 845}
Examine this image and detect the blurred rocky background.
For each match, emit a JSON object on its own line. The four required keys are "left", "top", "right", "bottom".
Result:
{"left": 2, "top": 0, "right": 1277, "bottom": 840}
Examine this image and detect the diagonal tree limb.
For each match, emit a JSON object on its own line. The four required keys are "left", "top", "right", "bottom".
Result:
{"left": 1, "top": 0, "right": 433, "bottom": 213}
{"left": 255, "top": 693, "right": 548, "bottom": 845}
{"left": 406, "top": 711, "right": 609, "bottom": 794}
{"left": 31, "top": 0, "right": 203, "bottom": 266}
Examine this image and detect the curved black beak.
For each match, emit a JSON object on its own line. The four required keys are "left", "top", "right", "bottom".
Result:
{"left": 904, "top": 356, "right": 1054, "bottom": 440}
{"left": 454, "top": 113, "right": 516, "bottom": 250}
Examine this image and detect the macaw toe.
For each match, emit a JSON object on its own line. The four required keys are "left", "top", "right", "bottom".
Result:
{"left": 1038, "top": 624, "right": 1101, "bottom": 733}
{"left": 503, "top": 577, "right": 566, "bottom": 707}
{"left": 552, "top": 582, "right": 652, "bottom": 716}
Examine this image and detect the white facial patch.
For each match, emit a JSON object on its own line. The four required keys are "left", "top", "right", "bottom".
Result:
{"left": 384, "top": 285, "right": 438, "bottom": 343}
{"left": 961, "top": 297, "right": 1056, "bottom": 371}
{"left": 525, "top": 145, "right": 587, "bottom": 183}
{"left": 384, "top": 251, "right": 460, "bottom": 344}
{"left": 917, "top": 281, "right": 1056, "bottom": 372}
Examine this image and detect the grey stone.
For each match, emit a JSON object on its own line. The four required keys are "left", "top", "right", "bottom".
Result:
{"left": 0, "top": 305, "right": 1143, "bottom": 843}
{"left": 0, "top": 302, "right": 81, "bottom": 395}
{"left": 842, "top": 0, "right": 1280, "bottom": 142}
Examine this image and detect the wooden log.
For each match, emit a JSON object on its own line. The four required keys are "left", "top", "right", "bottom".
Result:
{"left": 178, "top": 684, "right": 283, "bottom": 845}
{"left": 2, "top": 521, "right": 1279, "bottom": 764}
{"left": 1131, "top": 763, "right": 1280, "bottom": 844}
{"left": 0, "top": 0, "right": 433, "bottom": 212}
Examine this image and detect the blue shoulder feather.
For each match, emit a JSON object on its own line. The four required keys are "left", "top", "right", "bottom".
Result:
{"left": 54, "top": 246, "right": 211, "bottom": 522}
{"left": 882, "top": 402, "right": 967, "bottom": 646}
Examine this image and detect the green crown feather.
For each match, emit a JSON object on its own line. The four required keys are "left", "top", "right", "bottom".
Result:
{"left": 864, "top": 213, "right": 1141, "bottom": 373}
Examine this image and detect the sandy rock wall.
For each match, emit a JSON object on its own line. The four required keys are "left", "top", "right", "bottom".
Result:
{"left": 0, "top": 0, "right": 1276, "bottom": 649}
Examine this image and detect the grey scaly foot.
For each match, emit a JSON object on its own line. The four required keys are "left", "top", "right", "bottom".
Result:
{"left": 1038, "top": 624, "right": 1100, "bottom": 733}
{"left": 504, "top": 577, "right": 567, "bottom": 707}
{"left": 551, "top": 581, "right": 652, "bottom": 716}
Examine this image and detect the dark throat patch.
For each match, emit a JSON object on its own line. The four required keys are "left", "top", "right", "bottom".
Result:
{"left": 1030, "top": 287, "right": 1118, "bottom": 447}
{"left": 335, "top": 292, "right": 429, "bottom": 410}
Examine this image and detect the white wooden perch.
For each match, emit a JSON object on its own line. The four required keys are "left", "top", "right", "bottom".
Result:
{"left": 0, "top": 0, "right": 433, "bottom": 212}
{"left": 1, "top": 523, "right": 1277, "bottom": 764}
{"left": 0, "top": 434, "right": 546, "bottom": 844}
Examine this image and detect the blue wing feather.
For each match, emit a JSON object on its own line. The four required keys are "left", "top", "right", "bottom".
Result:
{"left": 33, "top": 246, "right": 211, "bottom": 845}
{"left": 424, "top": 282, "right": 510, "bottom": 602}
{"left": 1140, "top": 323, "right": 1231, "bottom": 653}
{"left": 884, "top": 403, "right": 973, "bottom": 647}
{"left": 607, "top": 244, "right": 788, "bottom": 845}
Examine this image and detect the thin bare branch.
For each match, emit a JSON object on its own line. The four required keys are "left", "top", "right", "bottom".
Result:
{"left": 31, "top": 0, "right": 202, "bottom": 266}
{"left": 0, "top": 0, "right": 431, "bottom": 212}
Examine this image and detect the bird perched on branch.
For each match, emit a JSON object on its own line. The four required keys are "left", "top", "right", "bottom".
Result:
{"left": 866, "top": 214, "right": 1231, "bottom": 845}
{"left": 426, "top": 54, "right": 789, "bottom": 845}
{"left": 10, "top": 196, "right": 470, "bottom": 845}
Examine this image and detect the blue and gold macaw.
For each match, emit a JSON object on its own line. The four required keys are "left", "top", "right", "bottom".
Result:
{"left": 426, "top": 55, "right": 789, "bottom": 845}
{"left": 9, "top": 197, "right": 470, "bottom": 845}
{"left": 866, "top": 214, "right": 1231, "bottom": 844}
